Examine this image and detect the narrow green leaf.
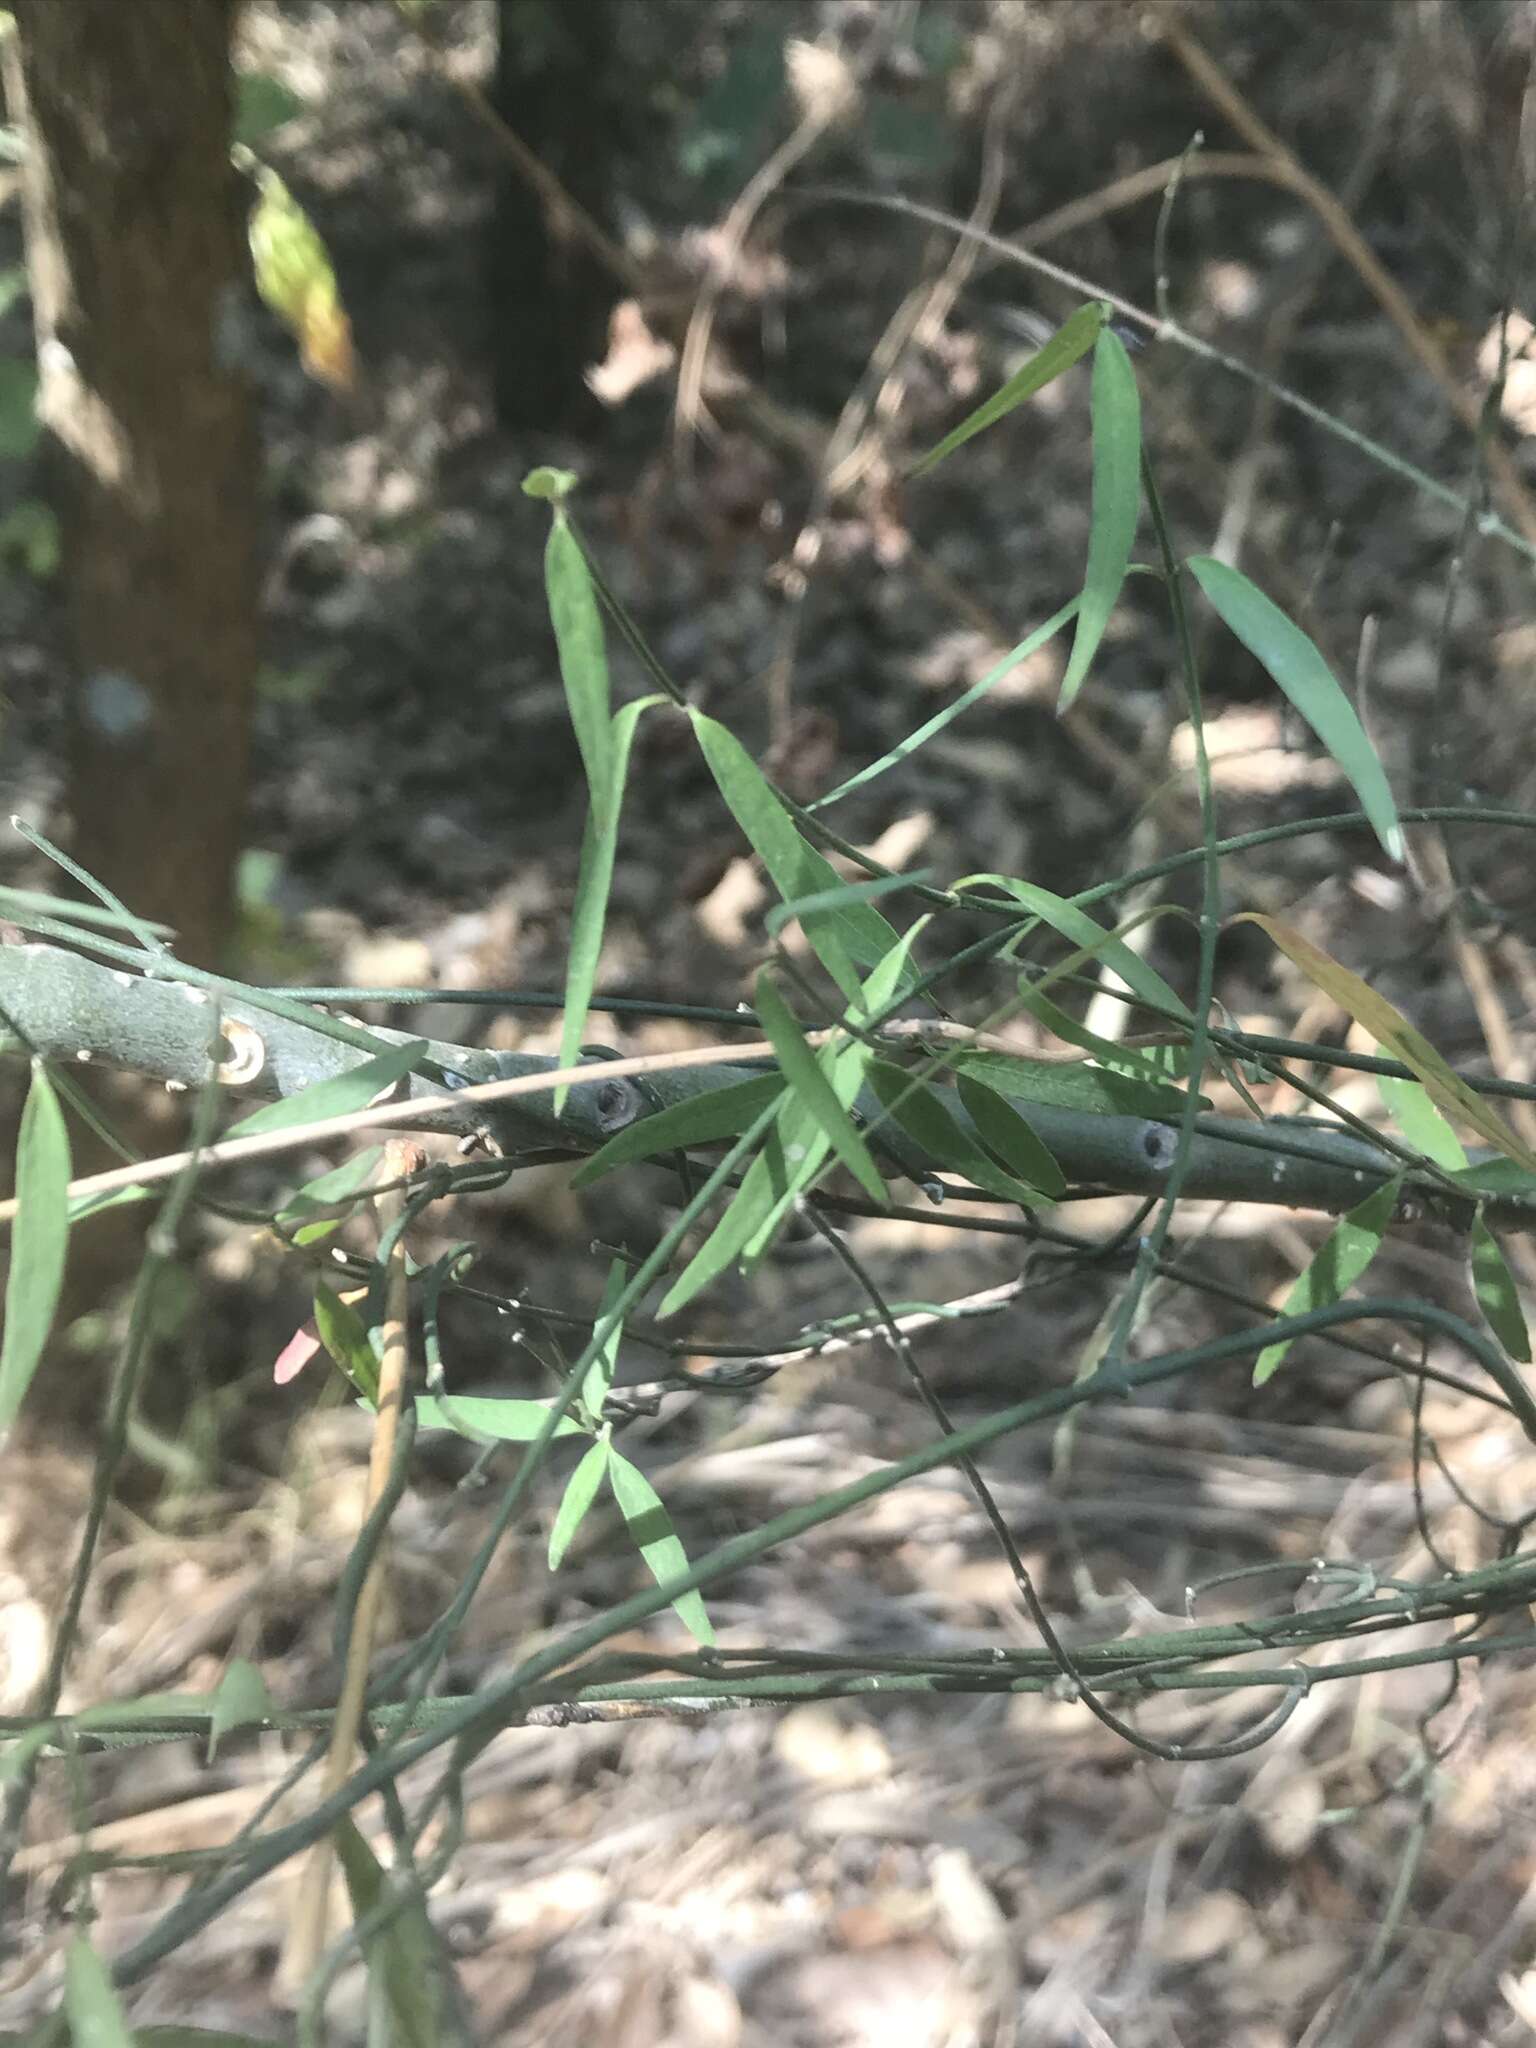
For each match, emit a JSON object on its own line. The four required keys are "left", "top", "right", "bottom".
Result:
{"left": 659, "top": 1036, "right": 867, "bottom": 1314}
{"left": 1253, "top": 1173, "right": 1402, "bottom": 1385}
{"left": 76, "top": 1693, "right": 212, "bottom": 1730}
{"left": 571, "top": 1074, "right": 786, "bottom": 1187}
{"left": 1376, "top": 1075, "right": 1465, "bottom": 1169}
{"left": 557, "top": 695, "right": 656, "bottom": 1108}
{"left": 0, "top": 1721, "right": 54, "bottom": 1785}
{"left": 312, "top": 1281, "right": 379, "bottom": 1403}
{"left": 1471, "top": 1219, "right": 1530, "bottom": 1361}
{"left": 414, "top": 1394, "right": 584, "bottom": 1440}
{"left": 949, "top": 1045, "right": 1195, "bottom": 1120}
{"left": 545, "top": 513, "right": 612, "bottom": 802}
{"left": 206, "top": 1658, "right": 274, "bottom": 1763}
{"left": 866, "top": 1060, "right": 1044, "bottom": 1202}
{"left": 276, "top": 1146, "right": 387, "bottom": 1222}
{"left": 549, "top": 1438, "right": 610, "bottom": 1568}
{"left": 606, "top": 1449, "right": 716, "bottom": 1643}
{"left": 658, "top": 1134, "right": 795, "bottom": 1318}
{"left": 1189, "top": 557, "right": 1403, "bottom": 861}
{"left": 1060, "top": 326, "right": 1141, "bottom": 708}
{"left": 655, "top": 1095, "right": 789, "bottom": 1318}
{"left": 1245, "top": 916, "right": 1536, "bottom": 1171}
{"left": 692, "top": 711, "right": 913, "bottom": 996}
{"left": 225, "top": 1043, "right": 428, "bottom": 1138}
{"left": 1448, "top": 1157, "right": 1536, "bottom": 1198}
{"left": 955, "top": 1072, "right": 1065, "bottom": 1196}
{"left": 282, "top": 1149, "right": 390, "bottom": 1247}
{"left": 1379, "top": 1084, "right": 1534, "bottom": 1362}
{"left": 333, "top": 1815, "right": 450, "bottom": 2048}
{"left": 579, "top": 1260, "right": 627, "bottom": 1420}
{"left": 846, "top": 919, "right": 928, "bottom": 1026}
{"left": 64, "top": 1933, "right": 135, "bottom": 2048}
{"left": 67, "top": 1183, "right": 153, "bottom": 1225}
{"left": 741, "top": 1038, "right": 872, "bottom": 1265}
{"left": 992, "top": 878, "right": 1189, "bottom": 1022}
{"left": 0, "top": 1060, "right": 71, "bottom": 1433}
{"left": 812, "top": 599, "right": 1080, "bottom": 812}
{"left": 764, "top": 867, "right": 932, "bottom": 938}
{"left": 910, "top": 301, "right": 1104, "bottom": 476}
{"left": 756, "top": 972, "right": 886, "bottom": 1203}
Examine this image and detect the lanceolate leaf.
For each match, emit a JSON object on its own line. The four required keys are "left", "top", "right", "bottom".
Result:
{"left": 812, "top": 598, "right": 1080, "bottom": 810}
{"left": 910, "top": 301, "right": 1105, "bottom": 476}
{"left": 414, "top": 1394, "right": 584, "bottom": 1440}
{"left": 1188, "top": 556, "right": 1403, "bottom": 861}
{"left": 63, "top": 1934, "right": 135, "bottom": 2048}
{"left": 866, "top": 1059, "right": 1049, "bottom": 1202}
{"left": 657, "top": 936, "right": 920, "bottom": 1320}
{"left": 333, "top": 1816, "right": 451, "bottom": 2048}
{"left": 225, "top": 1043, "right": 429, "bottom": 1138}
{"left": 756, "top": 971, "right": 887, "bottom": 1203}
{"left": 607, "top": 1449, "right": 715, "bottom": 1643}
{"left": 276, "top": 1146, "right": 387, "bottom": 1224}
{"left": 1470, "top": 1219, "right": 1530, "bottom": 1361}
{"left": 990, "top": 878, "right": 1189, "bottom": 1023}
{"left": 1060, "top": 325, "right": 1141, "bottom": 709}
{"left": 866, "top": 1060, "right": 1030, "bottom": 1199}
{"left": 692, "top": 710, "right": 916, "bottom": 997}
{"left": 0, "top": 1060, "right": 70, "bottom": 1433}
{"left": 545, "top": 514, "right": 613, "bottom": 805}
{"left": 580, "top": 1258, "right": 628, "bottom": 1419}
{"left": 948, "top": 1046, "right": 1195, "bottom": 1121}
{"left": 956, "top": 1072, "right": 1066, "bottom": 1195}
{"left": 1246, "top": 916, "right": 1536, "bottom": 1172}
{"left": 655, "top": 1094, "right": 791, "bottom": 1318}
{"left": 312, "top": 1281, "right": 380, "bottom": 1403}
{"left": 764, "top": 867, "right": 932, "bottom": 937}
{"left": 1253, "top": 1173, "right": 1402, "bottom": 1386}
{"left": 740, "top": 1038, "right": 871, "bottom": 1265}
{"left": 549, "top": 1438, "right": 610, "bottom": 1568}
{"left": 1376, "top": 1075, "right": 1465, "bottom": 1168}
{"left": 557, "top": 695, "right": 657, "bottom": 1107}
{"left": 206, "top": 1658, "right": 274, "bottom": 1762}
{"left": 1378, "top": 1077, "right": 1530, "bottom": 1360}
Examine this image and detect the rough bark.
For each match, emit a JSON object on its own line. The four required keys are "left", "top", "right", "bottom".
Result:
{"left": 5, "top": 0, "right": 259, "bottom": 969}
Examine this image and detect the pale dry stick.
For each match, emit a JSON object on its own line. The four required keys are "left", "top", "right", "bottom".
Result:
{"left": 1205, "top": 69, "right": 1401, "bottom": 573}
{"left": 674, "top": 40, "right": 860, "bottom": 457}
{"left": 1152, "top": 7, "right": 1536, "bottom": 549}
{"left": 821, "top": 78, "right": 1015, "bottom": 500}
{"left": 276, "top": 1142, "right": 417, "bottom": 2000}
{"left": 0, "top": 1036, "right": 789, "bottom": 1223}
{"left": 0, "top": 1024, "right": 1114, "bottom": 1227}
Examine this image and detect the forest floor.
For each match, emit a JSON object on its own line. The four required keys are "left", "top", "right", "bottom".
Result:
{"left": 6, "top": 2, "right": 1536, "bottom": 2043}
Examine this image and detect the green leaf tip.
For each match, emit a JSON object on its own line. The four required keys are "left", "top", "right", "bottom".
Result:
{"left": 523, "top": 466, "right": 580, "bottom": 503}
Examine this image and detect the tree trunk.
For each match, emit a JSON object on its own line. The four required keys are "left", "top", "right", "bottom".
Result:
{"left": 5, "top": 0, "right": 258, "bottom": 969}
{"left": 487, "top": 0, "right": 622, "bottom": 430}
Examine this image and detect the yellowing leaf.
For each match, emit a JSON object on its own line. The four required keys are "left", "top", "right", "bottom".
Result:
{"left": 248, "top": 166, "right": 354, "bottom": 392}
{"left": 1242, "top": 916, "right": 1536, "bottom": 1172}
